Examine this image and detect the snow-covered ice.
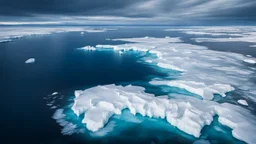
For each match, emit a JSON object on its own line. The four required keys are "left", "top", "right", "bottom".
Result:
{"left": 52, "top": 92, "right": 58, "bottom": 95}
{"left": 72, "top": 84, "right": 256, "bottom": 144}
{"left": 150, "top": 80, "right": 234, "bottom": 100}
{"left": 243, "top": 59, "right": 256, "bottom": 64}
{"left": 25, "top": 58, "right": 35, "bottom": 64}
{"left": 93, "top": 36, "right": 256, "bottom": 102}
{"left": 77, "top": 46, "right": 96, "bottom": 51}
{"left": 237, "top": 99, "right": 248, "bottom": 106}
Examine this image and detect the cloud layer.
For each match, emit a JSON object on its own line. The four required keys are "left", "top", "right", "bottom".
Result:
{"left": 0, "top": 0, "right": 256, "bottom": 25}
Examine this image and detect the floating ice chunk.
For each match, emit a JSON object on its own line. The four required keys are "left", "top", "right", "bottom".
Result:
{"left": 25, "top": 58, "right": 35, "bottom": 64}
{"left": 71, "top": 84, "right": 256, "bottom": 144}
{"left": 243, "top": 59, "right": 256, "bottom": 64}
{"left": 150, "top": 80, "right": 234, "bottom": 100}
{"left": 250, "top": 45, "right": 256, "bottom": 48}
{"left": 52, "top": 92, "right": 58, "bottom": 95}
{"left": 78, "top": 46, "right": 96, "bottom": 51}
{"left": 80, "top": 32, "right": 84, "bottom": 35}
{"left": 237, "top": 99, "right": 248, "bottom": 106}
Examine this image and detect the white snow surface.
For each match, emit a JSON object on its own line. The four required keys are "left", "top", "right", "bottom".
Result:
{"left": 72, "top": 84, "right": 256, "bottom": 144}
{"left": 77, "top": 46, "right": 96, "bottom": 51}
{"left": 150, "top": 80, "right": 234, "bottom": 100}
{"left": 25, "top": 58, "right": 35, "bottom": 64}
{"left": 93, "top": 37, "right": 256, "bottom": 102}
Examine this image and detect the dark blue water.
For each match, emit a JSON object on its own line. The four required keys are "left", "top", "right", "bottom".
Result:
{"left": 0, "top": 26, "right": 254, "bottom": 144}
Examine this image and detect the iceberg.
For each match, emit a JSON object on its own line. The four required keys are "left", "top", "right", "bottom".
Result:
{"left": 72, "top": 84, "right": 256, "bottom": 144}
{"left": 25, "top": 58, "right": 35, "bottom": 64}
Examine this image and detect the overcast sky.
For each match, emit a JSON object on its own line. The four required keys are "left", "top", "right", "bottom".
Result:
{"left": 0, "top": 0, "right": 256, "bottom": 25}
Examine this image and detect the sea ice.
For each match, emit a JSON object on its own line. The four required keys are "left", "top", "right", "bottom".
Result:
{"left": 150, "top": 80, "right": 234, "bottom": 100}
{"left": 243, "top": 59, "right": 256, "bottom": 64}
{"left": 77, "top": 46, "right": 96, "bottom": 51}
{"left": 25, "top": 58, "right": 35, "bottom": 64}
{"left": 72, "top": 84, "right": 256, "bottom": 144}
{"left": 237, "top": 99, "right": 248, "bottom": 106}
{"left": 52, "top": 92, "right": 58, "bottom": 95}
{"left": 92, "top": 37, "right": 256, "bottom": 102}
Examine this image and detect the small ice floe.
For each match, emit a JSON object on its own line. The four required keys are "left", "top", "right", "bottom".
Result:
{"left": 238, "top": 99, "right": 248, "bottom": 106}
{"left": 80, "top": 32, "right": 84, "bottom": 35}
{"left": 165, "top": 36, "right": 170, "bottom": 38}
{"left": 243, "top": 59, "right": 256, "bottom": 64}
{"left": 78, "top": 46, "right": 96, "bottom": 51}
{"left": 52, "top": 92, "right": 58, "bottom": 95}
{"left": 246, "top": 55, "right": 252, "bottom": 57}
{"left": 229, "top": 37, "right": 232, "bottom": 39}
{"left": 25, "top": 58, "right": 35, "bottom": 64}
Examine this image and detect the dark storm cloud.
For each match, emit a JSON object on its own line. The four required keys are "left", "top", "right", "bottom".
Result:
{"left": 0, "top": 0, "right": 256, "bottom": 24}
{"left": 0, "top": 0, "right": 148, "bottom": 17}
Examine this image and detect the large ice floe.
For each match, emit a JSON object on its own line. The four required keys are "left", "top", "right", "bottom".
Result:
{"left": 70, "top": 36, "right": 256, "bottom": 143}
{"left": 92, "top": 37, "right": 256, "bottom": 102}
{"left": 72, "top": 84, "right": 256, "bottom": 144}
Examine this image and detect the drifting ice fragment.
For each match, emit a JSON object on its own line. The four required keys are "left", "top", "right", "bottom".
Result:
{"left": 237, "top": 99, "right": 248, "bottom": 106}
{"left": 52, "top": 92, "right": 58, "bottom": 95}
{"left": 78, "top": 46, "right": 96, "bottom": 51}
{"left": 25, "top": 58, "right": 35, "bottom": 64}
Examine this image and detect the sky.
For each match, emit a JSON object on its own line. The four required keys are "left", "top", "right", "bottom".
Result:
{"left": 0, "top": 0, "right": 256, "bottom": 25}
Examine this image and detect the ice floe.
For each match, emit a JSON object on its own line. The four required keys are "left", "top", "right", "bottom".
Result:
{"left": 93, "top": 36, "right": 255, "bottom": 102}
{"left": 77, "top": 46, "right": 96, "bottom": 51}
{"left": 25, "top": 58, "right": 35, "bottom": 64}
{"left": 150, "top": 80, "right": 234, "bottom": 100}
{"left": 52, "top": 92, "right": 58, "bottom": 95}
{"left": 243, "top": 59, "right": 256, "bottom": 64}
{"left": 62, "top": 35, "right": 256, "bottom": 143}
{"left": 72, "top": 84, "right": 256, "bottom": 144}
{"left": 237, "top": 99, "right": 248, "bottom": 106}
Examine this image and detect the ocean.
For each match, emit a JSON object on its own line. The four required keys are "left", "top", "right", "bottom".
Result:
{"left": 1, "top": 26, "right": 255, "bottom": 144}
